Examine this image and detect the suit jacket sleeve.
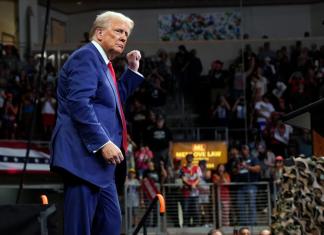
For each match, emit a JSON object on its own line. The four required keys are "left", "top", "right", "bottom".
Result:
{"left": 65, "top": 49, "right": 110, "bottom": 153}
{"left": 117, "top": 69, "right": 144, "bottom": 103}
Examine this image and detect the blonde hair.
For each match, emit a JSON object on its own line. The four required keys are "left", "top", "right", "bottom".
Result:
{"left": 89, "top": 11, "right": 134, "bottom": 39}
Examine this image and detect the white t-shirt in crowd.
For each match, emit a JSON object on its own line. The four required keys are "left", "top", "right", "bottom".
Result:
{"left": 42, "top": 99, "right": 56, "bottom": 114}
{"left": 274, "top": 124, "right": 293, "bottom": 145}
{"left": 255, "top": 101, "right": 275, "bottom": 123}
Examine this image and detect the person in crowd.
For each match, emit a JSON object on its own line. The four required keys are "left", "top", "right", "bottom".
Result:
{"left": 257, "top": 143, "right": 275, "bottom": 182}
{"left": 142, "top": 160, "right": 167, "bottom": 226}
{"left": 125, "top": 168, "right": 141, "bottom": 228}
{"left": 295, "top": 128, "right": 312, "bottom": 157}
{"left": 125, "top": 134, "right": 137, "bottom": 170}
{"left": 303, "top": 66, "right": 319, "bottom": 103}
{"left": 128, "top": 98, "right": 147, "bottom": 144}
{"left": 155, "top": 49, "right": 172, "bottom": 88}
{"left": 276, "top": 46, "right": 292, "bottom": 81}
{"left": 185, "top": 49, "right": 203, "bottom": 95}
{"left": 226, "top": 146, "right": 241, "bottom": 181}
{"left": 144, "top": 109, "right": 157, "bottom": 132}
{"left": 40, "top": 88, "right": 57, "bottom": 139}
{"left": 210, "top": 95, "right": 231, "bottom": 127}
{"left": 250, "top": 66, "right": 268, "bottom": 99}
{"left": 254, "top": 94, "right": 275, "bottom": 131}
{"left": 0, "top": 89, "right": 5, "bottom": 119}
{"left": 3, "top": 92, "right": 18, "bottom": 139}
{"left": 257, "top": 42, "right": 276, "bottom": 62}
{"left": 146, "top": 70, "right": 167, "bottom": 107}
{"left": 180, "top": 154, "right": 201, "bottom": 226}
{"left": 208, "top": 59, "right": 228, "bottom": 103}
{"left": 143, "top": 160, "right": 167, "bottom": 185}
{"left": 270, "top": 121, "right": 293, "bottom": 157}
{"left": 198, "top": 160, "right": 212, "bottom": 226}
{"left": 259, "top": 229, "right": 271, "bottom": 235}
{"left": 145, "top": 114, "right": 173, "bottom": 173}
{"left": 231, "top": 96, "right": 246, "bottom": 128}
{"left": 19, "top": 89, "right": 35, "bottom": 137}
{"left": 235, "top": 145, "right": 261, "bottom": 225}
{"left": 22, "top": 55, "right": 37, "bottom": 84}
{"left": 44, "top": 62, "right": 57, "bottom": 87}
{"left": 207, "top": 228, "right": 223, "bottom": 235}
{"left": 272, "top": 155, "right": 284, "bottom": 198}
{"left": 262, "top": 56, "right": 277, "bottom": 86}
{"left": 239, "top": 227, "right": 251, "bottom": 235}
{"left": 225, "top": 146, "right": 241, "bottom": 224}
{"left": 288, "top": 71, "right": 307, "bottom": 109}
{"left": 231, "top": 55, "right": 255, "bottom": 100}
{"left": 3, "top": 45, "right": 20, "bottom": 73}
{"left": 172, "top": 45, "right": 189, "bottom": 90}
{"left": 134, "top": 145, "right": 153, "bottom": 179}
{"left": 212, "top": 164, "right": 231, "bottom": 226}
{"left": 50, "top": 11, "right": 144, "bottom": 235}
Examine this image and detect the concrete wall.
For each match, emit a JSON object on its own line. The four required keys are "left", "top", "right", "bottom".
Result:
{"left": 310, "top": 2, "right": 324, "bottom": 37}
{"left": 33, "top": 4, "right": 324, "bottom": 74}
{"left": 64, "top": 5, "right": 313, "bottom": 43}
{"left": 0, "top": 1, "right": 16, "bottom": 44}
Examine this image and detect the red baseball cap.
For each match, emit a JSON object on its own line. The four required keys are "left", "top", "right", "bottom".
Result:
{"left": 275, "top": 156, "right": 284, "bottom": 161}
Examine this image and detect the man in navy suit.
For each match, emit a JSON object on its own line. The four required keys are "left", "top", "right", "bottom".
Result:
{"left": 50, "top": 11, "right": 143, "bottom": 235}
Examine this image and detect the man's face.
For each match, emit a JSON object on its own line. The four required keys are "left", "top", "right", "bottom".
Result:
{"left": 156, "top": 119, "right": 164, "bottom": 128}
{"left": 241, "top": 147, "right": 249, "bottom": 158}
{"left": 98, "top": 18, "right": 130, "bottom": 59}
{"left": 186, "top": 155, "right": 193, "bottom": 164}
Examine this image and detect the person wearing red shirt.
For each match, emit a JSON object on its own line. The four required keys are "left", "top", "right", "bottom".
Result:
{"left": 180, "top": 154, "right": 201, "bottom": 226}
{"left": 213, "top": 164, "right": 231, "bottom": 226}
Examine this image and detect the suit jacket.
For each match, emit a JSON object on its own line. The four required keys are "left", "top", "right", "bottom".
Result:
{"left": 50, "top": 43, "right": 143, "bottom": 187}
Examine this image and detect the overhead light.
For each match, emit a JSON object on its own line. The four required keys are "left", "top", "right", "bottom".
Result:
{"left": 77, "top": 1, "right": 82, "bottom": 5}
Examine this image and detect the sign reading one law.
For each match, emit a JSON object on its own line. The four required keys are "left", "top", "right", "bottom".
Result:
{"left": 171, "top": 141, "right": 228, "bottom": 169}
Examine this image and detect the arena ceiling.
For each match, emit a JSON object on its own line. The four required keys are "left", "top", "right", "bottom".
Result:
{"left": 39, "top": 0, "right": 322, "bottom": 14}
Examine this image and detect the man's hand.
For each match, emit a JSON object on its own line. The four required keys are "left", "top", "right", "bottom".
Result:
{"left": 126, "top": 50, "right": 141, "bottom": 72}
{"left": 101, "top": 142, "right": 124, "bottom": 164}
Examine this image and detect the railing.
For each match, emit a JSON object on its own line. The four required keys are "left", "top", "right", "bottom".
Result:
{"left": 169, "top": 127, "right": 262, "bottom": 145}
{"left": 132, "top": 194, "right": 166, "bottom": 235}
{"left": 170, "top": 127, "right": 229, "bottom": 142}
{"left": 124, "top": 181, "right": 272, "bottom": 235}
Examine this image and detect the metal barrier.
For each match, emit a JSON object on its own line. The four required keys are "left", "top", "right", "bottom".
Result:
{"left": 124, "top": 182, "right": 163, "bottom": 235}
{"left": 124, "top": 181, "right": 272, "bottom": 234}
{"left": 170, "top": 127, "right": 229, "bottom": 142}
{"left": 161, "top": 183, "right": 216, "bottom": 228}
{"left": 216, "top": 182, "right": 271, "bottom": 228}
{"left": 132, "top": 194, "right": 166, "bottom": 235}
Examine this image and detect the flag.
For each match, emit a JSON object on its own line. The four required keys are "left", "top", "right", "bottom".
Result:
{"left": 0, "top": 141, "right": 50, "bottom": 174}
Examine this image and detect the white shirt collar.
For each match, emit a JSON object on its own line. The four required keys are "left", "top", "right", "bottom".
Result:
{"left": 91, "top": 40, "right": 110, "bottom": 65}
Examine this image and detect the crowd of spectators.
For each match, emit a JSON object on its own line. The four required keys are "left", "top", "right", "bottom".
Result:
{"left": 123, "top": 39, "right": 323, "bottom": 229}
{"left": 206, "top": 40, "right": 323, "bottom": 158}
{"left": 0, "top": 44, "right": 57, "bottom": 140}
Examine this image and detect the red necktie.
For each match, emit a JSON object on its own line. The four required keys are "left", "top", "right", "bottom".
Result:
{"left": 107, "top": 62, "right": 128, "bottom": 151}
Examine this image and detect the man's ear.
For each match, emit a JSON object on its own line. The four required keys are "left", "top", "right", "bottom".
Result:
{"left": 96, "top": 29, "right": 103, "bottom": 41}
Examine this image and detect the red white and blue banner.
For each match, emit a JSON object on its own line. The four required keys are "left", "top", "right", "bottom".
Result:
{"left": 0, "top": 141, "right": 50, "bottom": 174}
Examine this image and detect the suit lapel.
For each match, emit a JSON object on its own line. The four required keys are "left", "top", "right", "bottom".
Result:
{"left": 88, "top": 43, "right": 124, "bottom": 119}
